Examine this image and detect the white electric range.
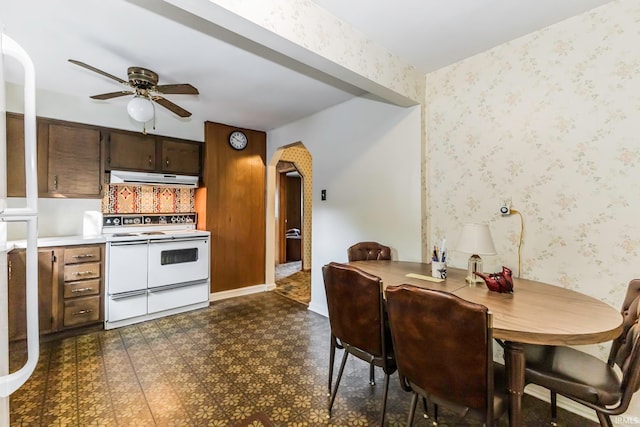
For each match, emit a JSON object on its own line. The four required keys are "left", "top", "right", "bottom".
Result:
{"left": 102, "top": 213, "right": 210, "bottom": 329}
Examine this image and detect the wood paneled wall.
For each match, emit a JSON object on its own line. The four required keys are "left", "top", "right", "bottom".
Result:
{"left": 202, "top": 122, "right": 266, "bottom": 292}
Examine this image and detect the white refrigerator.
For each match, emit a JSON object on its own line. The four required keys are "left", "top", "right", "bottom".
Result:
{"left": 0, "top": 30, "right": 39, "bottom": 427}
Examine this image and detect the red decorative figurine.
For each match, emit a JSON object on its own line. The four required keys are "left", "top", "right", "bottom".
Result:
{"left": 475, "top": 266, "right": 514, "bottom": 293}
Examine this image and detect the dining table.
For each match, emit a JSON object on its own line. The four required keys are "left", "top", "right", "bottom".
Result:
{"left": 347, "top": 260, "right": 624, "bottom": 426}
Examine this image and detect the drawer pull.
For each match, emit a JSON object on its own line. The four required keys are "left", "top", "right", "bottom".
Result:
{"left": 73, "top": 271, "right": 94, "bottom": 276}
{"left": 72, "top": 309, "right": 93, "bottom": 316}
{"left": 71, "top": 287, "right": 94, "bottom": 293}
{"left": 72, "top": 254, "right": 94, "bottom": 259}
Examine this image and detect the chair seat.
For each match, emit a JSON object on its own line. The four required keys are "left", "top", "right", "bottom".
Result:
{"left": 523, "top": 344, "right": 622, "bottom": 406}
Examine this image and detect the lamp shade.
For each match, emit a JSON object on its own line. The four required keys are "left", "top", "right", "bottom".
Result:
{"left": 127, "top": 96, "right": 154, "bottom": 123}
{"left": 455, "top": 223, "right": 497, "bottom": 255}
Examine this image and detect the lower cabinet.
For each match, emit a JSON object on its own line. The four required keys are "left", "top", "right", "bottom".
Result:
{"left": 61, "top": 245, "right": 103, "bottom": 328}
{"left": 7, "top": 249, "right": 56, "bottom": 341}
{"left": 7, "top": 244, "right": 104, "bottom": 341}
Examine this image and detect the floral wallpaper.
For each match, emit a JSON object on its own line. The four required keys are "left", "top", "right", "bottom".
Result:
{"left": 279, "top": 145, "right": 313, "bottom": 271}
{"left": 426, "top": 0, "right": 639, "bottom": 360}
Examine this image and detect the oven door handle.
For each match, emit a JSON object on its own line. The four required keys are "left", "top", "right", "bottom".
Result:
{"left": 148, "top": 237, "right": 208, "bottom": 244}
{"left": 110, "top": 289, "right": 148, "bottom": 300}
{"left": 108, "top": 241, "right": 149, "bottom": 246}
{"left": 148, "top": 280, "right": 207, "bottom": 293}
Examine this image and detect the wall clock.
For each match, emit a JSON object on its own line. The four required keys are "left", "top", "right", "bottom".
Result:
{"left": 228, "top": 130, "right": 248, "bottom": 150}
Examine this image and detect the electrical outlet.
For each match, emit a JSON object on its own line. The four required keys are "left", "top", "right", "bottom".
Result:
{"left": 500, "top": 198, "right": 511, "bottom": 216}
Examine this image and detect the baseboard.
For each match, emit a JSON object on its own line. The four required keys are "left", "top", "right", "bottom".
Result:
{"left": 525, "top": 385, "right": 598, "bottom": 423}
{"left": 209, "top": 283, "right": 273, "bottom": 302}
{"left": 308, "top": 301, "right": 328, "bottom": 318}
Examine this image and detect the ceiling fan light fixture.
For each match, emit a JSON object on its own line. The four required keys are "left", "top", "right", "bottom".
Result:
{"left": 127, "top": 95, "right": 154, "bottom": 122}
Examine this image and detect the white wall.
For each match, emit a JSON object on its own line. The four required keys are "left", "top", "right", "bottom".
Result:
{"left": 5, "top": 83, "right": 204, "bottom": 239}
{"left": 267, "top": 96, "right": 422, "bottom": 316}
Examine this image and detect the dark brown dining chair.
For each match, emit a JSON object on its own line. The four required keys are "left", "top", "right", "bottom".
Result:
{"left": 322, "top": 262, "right": 396, "bottom": 426}
{"left": 385, "top": 284, "right": 509, "bottom": 426}
{"left": 346, "top": 241, "right": 392, "bottom": 386}
{"left": 523, "top": 279, "right": 640, "bottom": 427}
{"left": 347, "top": 241, "right": 392, "bottom": 262}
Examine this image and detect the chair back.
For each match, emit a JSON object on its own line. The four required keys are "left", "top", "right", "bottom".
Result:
{"left": 347, "top": 242, "right": 391, "bottom": 261}
{"left": 385, "top": 285, "right": 495, "bottom": 421}
{"left": 322, "top": 262, "right": 386, "bottom": 358}
{"left": 609, "top": 279, "right": 640, "bottom": 407}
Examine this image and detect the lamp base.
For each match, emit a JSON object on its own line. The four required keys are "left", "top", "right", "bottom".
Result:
{"left": 467, "top": 254, "right": 484, "bottom": 286}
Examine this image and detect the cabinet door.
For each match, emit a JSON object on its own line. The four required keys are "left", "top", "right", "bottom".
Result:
{"left": 160, "top": 139, "right": 201, "bottom": 175}
{"left": 8, "top": 249, "right": 56, "bottom": 341}
{"left": 107, "top": 131, "right": 156, "bottom": 171}
{"left": 46, "top": 123, "right": 101, "bottom": 197}
{"left": 6, "top": 113, "right": 26, "bottom": 197}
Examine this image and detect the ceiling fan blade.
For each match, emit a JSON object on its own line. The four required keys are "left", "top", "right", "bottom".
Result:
{"left": 155, "top": 84, "right": 199, "bottom": 95}
{"left": 90, "top": 91, "right": 134, "bottom": 100}
{"left": 152, "top": 96, "right": 192, "bottom": 117}
{"left": 68, "top": 59, "right": 128, "bottom": 85}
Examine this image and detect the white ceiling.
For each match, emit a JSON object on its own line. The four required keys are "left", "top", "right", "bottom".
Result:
{"left": 2, "top": 0, "right": 613, "bottom": 132}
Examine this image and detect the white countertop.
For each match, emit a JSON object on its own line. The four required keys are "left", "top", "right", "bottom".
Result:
{"left": 10, "top": 234, "right": 106, "bottom": 249}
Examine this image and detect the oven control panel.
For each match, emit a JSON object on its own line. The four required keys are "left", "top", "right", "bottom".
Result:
{"left": 103, "top": 213, "right": 197, "bottom": 228}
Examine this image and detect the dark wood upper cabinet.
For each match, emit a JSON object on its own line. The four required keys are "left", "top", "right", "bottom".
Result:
{"left": 160, "top": 139, "right": 201, "bottom": 175}
{"left": 44, "top": 122, "right": 102, "bottom": 197}
{"left": 6, "top": 113, "right": 26, "bottom": 197}
{"left": 7, "top": 113, "right": 101, "bottom": 198}
{"left": 106, "top": 130, "right": 201, "bottom": 176}
{"left": 6, "top": 112, "right": 202, "bottom": 198}
{"left": 106, "top": 130, "right": 156, "bottom": 172}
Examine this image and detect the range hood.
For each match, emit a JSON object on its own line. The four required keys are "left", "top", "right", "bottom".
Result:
{"left": 110, "top": 170, "right": 199, "bottom": 188}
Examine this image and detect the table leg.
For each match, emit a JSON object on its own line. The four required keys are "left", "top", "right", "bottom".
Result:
{"left": 504, "top": 341, "right": 525, "bottom": 426}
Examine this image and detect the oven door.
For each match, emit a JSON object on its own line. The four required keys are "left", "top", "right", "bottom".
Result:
{"left": 147, "top": 237, "right": 209, "bottom": 288}
{"left": 106, "top": 241, "right": 149, "bottom": 294}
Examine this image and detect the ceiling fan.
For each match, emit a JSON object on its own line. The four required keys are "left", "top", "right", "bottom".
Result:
{"left": 68, "top": 59, "right": 199, "bottom": 122}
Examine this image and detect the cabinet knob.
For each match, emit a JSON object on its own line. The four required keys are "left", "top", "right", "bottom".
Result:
{"left": 165, "top": 158, "right": 170, "bottom": 167}
{"left": 148, "top": 156, "right": 153, "bottom": 166}
{"left": 53, "top": 175, "right": 58, "bottom": 191}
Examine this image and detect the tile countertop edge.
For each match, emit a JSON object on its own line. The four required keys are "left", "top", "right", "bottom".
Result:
{"left": 10, "top": 235, "right": 107, "bottom": 249}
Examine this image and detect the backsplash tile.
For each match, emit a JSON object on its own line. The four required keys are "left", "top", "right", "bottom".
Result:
{"left": 102, "top": 184, "right": 194, "bottom": 214}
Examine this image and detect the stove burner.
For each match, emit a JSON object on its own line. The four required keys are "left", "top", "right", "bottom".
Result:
{"left": 112, "top": 232, "right": 136, "bottom": 237}
{"left": 141, "top": 231, "right": 165, "bottom": 235}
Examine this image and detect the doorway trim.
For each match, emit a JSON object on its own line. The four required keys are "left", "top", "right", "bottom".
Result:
{"left": 266, "top": 142, "right": 312, "bottom": 287}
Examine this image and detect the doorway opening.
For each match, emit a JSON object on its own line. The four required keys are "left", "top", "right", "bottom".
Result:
{"left": 269, "top": 143, "right": 312, "bottom": 305}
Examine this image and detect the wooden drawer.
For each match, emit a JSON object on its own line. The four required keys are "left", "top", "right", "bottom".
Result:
{"left": 63, "top": 279, "right": 100, "bottom": 298}
{"left": 64, "top": 246, "right": 101, "bottom": 264}
{"left": 63, "top": 295, "right": 100, "bottom": 327}
{"left": 64, "top": 262, "right": 101, "bottom": 282}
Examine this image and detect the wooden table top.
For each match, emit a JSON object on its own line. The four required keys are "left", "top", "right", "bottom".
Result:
{"left": 348, "top": 260, "right": 623, "bottom": 346}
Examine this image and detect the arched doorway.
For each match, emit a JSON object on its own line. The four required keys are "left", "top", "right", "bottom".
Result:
{"left": 266, "top": 142, "right": 312, "bottom": 304}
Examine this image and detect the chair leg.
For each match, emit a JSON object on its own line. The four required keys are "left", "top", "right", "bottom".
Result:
{"left": 434, "top": 403, "right": 439, "bottom": 425}
{"left": 407, "top": 392, "right": 419, "bottom": 427}
{"left": 328, "top": 336, "right": 336, "bottom": 396}
{"left": 550, "top": 391, "right": 557, "bottom": 426}
{"left": 421, "top": 397, "right": 429, "bottom": 419}
{"left": 369, "top": 361, "right": 376, "bottom": 385}
{"left": 328, "top": 349, "right": 349, "bottom": 416}
{"left": 379, "top": 373, "right": 390, "bottom": 426}
{"left": 596, "top": 412, "right": 613, "bottom": 427}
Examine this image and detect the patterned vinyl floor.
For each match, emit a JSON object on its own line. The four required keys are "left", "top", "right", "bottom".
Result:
{"left": 9, "top": 291, "right": 597, "bottom": 426}
{"left": 275, "top": 262, "right": 311, "bottom": 305}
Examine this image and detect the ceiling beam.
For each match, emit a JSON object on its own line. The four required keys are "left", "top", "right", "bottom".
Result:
{"left": 127, "top": 0, "right": 424, "bottom": 107}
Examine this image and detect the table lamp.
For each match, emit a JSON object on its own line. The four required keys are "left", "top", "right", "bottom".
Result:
{"left": 455, "top": 223, "right": 497, "bottom": 284}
